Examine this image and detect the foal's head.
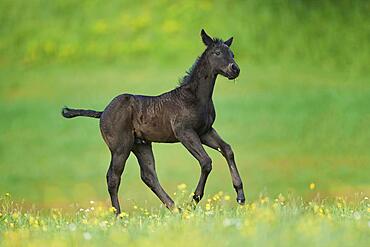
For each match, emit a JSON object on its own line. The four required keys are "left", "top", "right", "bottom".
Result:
{"left": 201, "top": 29, "right": 240, "bottom": 80}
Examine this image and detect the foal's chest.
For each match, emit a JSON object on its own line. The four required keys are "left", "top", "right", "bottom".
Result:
{"left": 194, "top": 103, "right": 216, "bottom": 135}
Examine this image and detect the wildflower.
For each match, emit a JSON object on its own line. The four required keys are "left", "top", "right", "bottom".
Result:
{"left": 177, "top": 183, "right": 187, "bottom": 191}
{"left": 224, "top": 195, "right": 231, "bottom": 201}
{"left": 5, "top": 192, "right": 10, "bottom": 197}
{"left": 213, "top": 195, "right": 220, "bottom": 201}
{"left": 109, "top": 207, "right": 117, "bottom": 213}
{"left": 133, "top": 205, "right": 138, "bottom": 210}
{"left": 118, "top": 212, "right": 129, "bottom": 218}
{"left": 99, "top": 221, "right": 109, "bottom": 230}
{"left": 353, "top": 212, "right": 361, "bottom": 220}
{"left": 171, "top": 208, "right": 180, "bottom": 213}
{"left": 367, "top": 208, "right": 370, "bottom": 213}
{"left": 83, "top": 232, "right": 92, "bottom": 240}
{"left": 260, "top": 196, "right": 269, "bottom": 204}
{"left": 89, "top": 200, "right": 95, "bottom": 204}
{"left": 277, "top": 194, "right": 286, "bottom": 204}
{"left": 205, "top": 203, "right": 211, "bottom": 211}
{"left": 12, "top": 212, "right": 19, "bottom": 219}
{"left": 223, "top": 218, "right": 242, "bottom": 228}
{"left": 69, "top": 223, "right": 77, "bottom": 232}
{"left": 309, "top": 183, "right": 315, "bottom": 190}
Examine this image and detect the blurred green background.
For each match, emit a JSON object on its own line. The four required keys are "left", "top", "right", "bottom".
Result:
{"left": 0, "top": 0, "right": 369, "bottom": 210}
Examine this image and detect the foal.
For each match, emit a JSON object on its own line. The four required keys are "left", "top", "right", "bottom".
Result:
{"left": 62, "top": 29, "right": 245, "bottom": 214}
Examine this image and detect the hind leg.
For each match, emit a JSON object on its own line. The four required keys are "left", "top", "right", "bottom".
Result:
{"left": 132, "top": 143, "right": 175, "bottom": 210}
{"left": 106, "top": 145, "right": 132, "bottom": 215}
{"left": 100, "top": 94, "right": 135, "bottom": 214}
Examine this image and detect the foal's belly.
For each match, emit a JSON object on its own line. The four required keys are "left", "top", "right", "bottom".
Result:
{"left": 132, "top": 117, "right": 178, "bottom": 143}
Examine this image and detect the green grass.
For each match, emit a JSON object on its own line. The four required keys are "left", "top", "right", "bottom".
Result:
{"left": 0, "top": 193, "right": 369, "bottom": 247}
{"left": 0, "top": 0, "right": 369, "bottom": 245}
{"left": 0, "top": 62, "right": 369, "bottom": 208}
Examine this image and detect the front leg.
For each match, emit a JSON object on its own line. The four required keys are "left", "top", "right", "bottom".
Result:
{"left": 201, "top": 128, "right": 245, "bottom": 204}
{"left": 174, "top": 128, "right": 212, "bottom": 204}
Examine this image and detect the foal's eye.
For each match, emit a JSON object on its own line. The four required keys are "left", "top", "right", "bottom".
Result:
{"left": 215, "top": 51, "right": 221, "bottom": 56}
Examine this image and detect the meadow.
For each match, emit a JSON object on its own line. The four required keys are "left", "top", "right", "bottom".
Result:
{"left": 0, "top": 0, "right": 369, "bottom": 246}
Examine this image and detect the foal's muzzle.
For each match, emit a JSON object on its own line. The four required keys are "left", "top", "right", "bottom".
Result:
{"left": 226, "top": 63, "right": 240, "bottom": 80}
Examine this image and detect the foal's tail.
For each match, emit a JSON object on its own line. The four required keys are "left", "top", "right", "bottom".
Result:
{"left": 61, "top": 106, "right": 102, "bottom": 119}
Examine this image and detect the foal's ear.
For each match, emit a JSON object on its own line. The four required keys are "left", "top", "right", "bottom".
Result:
{"left": 201, "top": 29, "right": 213, "bottom": 46}
{"left": 224, "top": 37, "right": 233, "bottom": 47}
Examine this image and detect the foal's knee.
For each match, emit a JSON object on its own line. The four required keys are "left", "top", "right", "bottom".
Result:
{"left": 200, "top": 156, "right": 212, "bottom": 174}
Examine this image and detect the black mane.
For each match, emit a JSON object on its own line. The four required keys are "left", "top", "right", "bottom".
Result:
{"left": 178, "top": 56, "right": 201, "bottom": 86}
{"left": 178, "top": 38, "right": 224, "bottom": 87}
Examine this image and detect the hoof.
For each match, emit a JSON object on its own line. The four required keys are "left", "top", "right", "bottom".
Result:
{"left": 192, "top": 194, "right": 201, "bottom": 203}
{"left": 237, "top": 198, "right": 245, "bottom": 205}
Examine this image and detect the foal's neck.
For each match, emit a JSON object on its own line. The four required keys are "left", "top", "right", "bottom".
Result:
{"left": 183, "top": 55, "right": 217, "bottom": 105}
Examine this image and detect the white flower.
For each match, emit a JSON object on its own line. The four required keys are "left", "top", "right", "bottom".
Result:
{"left": 68, "top": 223, "right": 77, "bottom": 232}
{"left": 83, "top": 232, "right": 92, "bottom": 240}
{"left": 353, "top": 212, "right": 361, "bottom": 220}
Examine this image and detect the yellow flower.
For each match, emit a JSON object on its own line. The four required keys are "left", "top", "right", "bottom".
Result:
{"left": 171, "top": 208, "right": 180, "bottom": 213}
{"left": 12, "top": 212, "right": 19, "bottom": 219}
{"left": 260, "top": 196, "right": 269, "bottom": 204}
{"left": 109, "top": 207, "right": 117, "bottom": 213}
{"left": 177, "top": 183, "right": 187, "bottom": 191}
{"left": 118, "top": 212, "right": 129, "bottom": 218}
{"left": 224, "top": 195, "right": 231, "bottom": 201}
{"left": 205, "top": 203, "right": 211, "bottom": 211}
{"left": 212, "top": 195, "right": 220, "bottom": 201}
{"left": 309, "top": 183, "right": 315, "bottom": 190}
{"left": 367, "top": 207, "right": 370, "bottom": 213}
{"left": 5, "top": 192, "right": 10, "bottom": 197}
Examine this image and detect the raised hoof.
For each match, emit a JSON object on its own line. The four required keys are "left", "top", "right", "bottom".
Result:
{"left": 237, "top": 198, "right": 245, "bottom": 205}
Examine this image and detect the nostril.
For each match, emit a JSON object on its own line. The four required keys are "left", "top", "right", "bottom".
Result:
{"left": 231, "top": 63, "right": 239, "bottom": 72}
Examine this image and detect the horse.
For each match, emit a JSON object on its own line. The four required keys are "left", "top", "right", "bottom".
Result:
{"left": 62, "top": 29, "right": 245, "bottom": 214}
